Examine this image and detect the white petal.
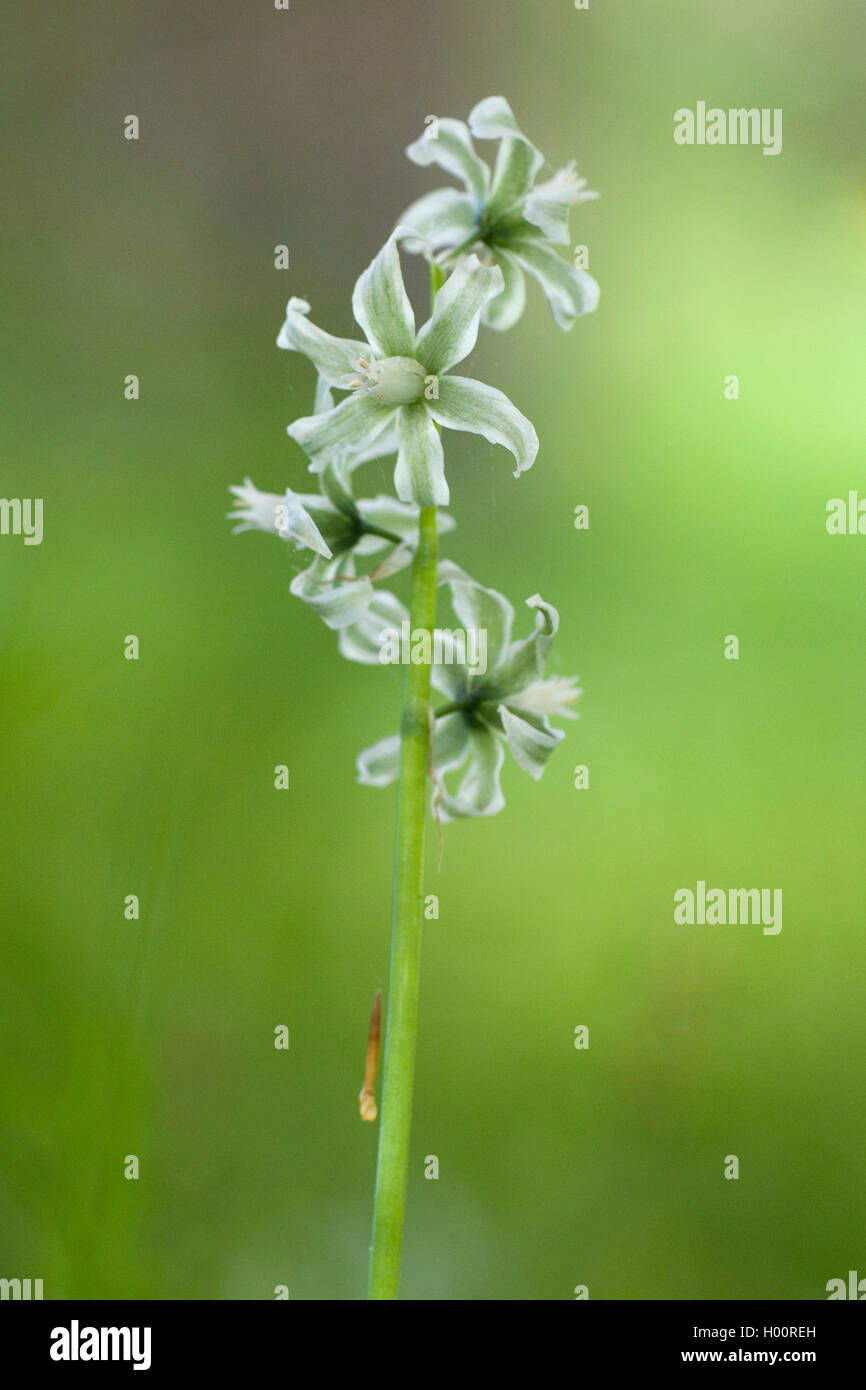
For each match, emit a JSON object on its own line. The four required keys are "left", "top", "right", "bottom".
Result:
{"left": 437, "top": 559, "right": 515, "bottom": 676}
{"left": 279, "top": 490, "right": 333, "bottom": 558}
{"left": 523, "top": 161, "right": 599, "bottom": 246}
{"left": 339, "top": 590, "right": 410, "bottom": 665}
{"left": 394, "top": 403, "right": 448, "bottom": 508}
{"left": 288, "top": 394, "right": 399, "bottom": 464}
{"left": 277, "top": 297, "right": 371, "bottom": 387}
{"left": 432, "top": 712, "right": 472, "bottom": 775}
{"left": 507, "top": 675, "right": 581, "bottom": 719}
{"left": 354, "top": 495, "right": 455, "bottom": 555}
{"left": 467, "top": 96, "right": 545, "bottom": 222}
{"left": 357, "top": 733, "right": 401, "bottom": 787}
{"left": 509, "top": 239, "right": 600, "bottom": 330}
{"left": 414, "top": 255, "right": 504, "bottom": 375}
{"left": 290, "top": 554, "right": 373, "bottom": 630}
{"left": 405, "top": 118, "right": 489, "bottom": 207}
{"left": 481, "top": 250, "right": 527, "bottom": 332}
{"left": 228, "top": 478, "right": 332, "bottom": 557}
{"left": 352, "top": 235, "right": 416, "bottom": 358}
{"left": 427, "top": 375, "right": 538, "bottom": 479}
{"left": 499, "top": 704, "right": 564, "bottom": 781}
{"left": 399, "top": 188, "right": 479, "bottom": 253}
{"left": 439, "top": 725, "right": 506, "bottom": 821}
{"left": 494, "top": 593, "right": 561, "bottom": 691}
{"left": 338, "top": 421, "right": 401, "bottom": 471}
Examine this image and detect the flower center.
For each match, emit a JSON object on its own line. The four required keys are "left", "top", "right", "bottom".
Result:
{"left": 350, "top": 355, "right": 426, "bottom": 406}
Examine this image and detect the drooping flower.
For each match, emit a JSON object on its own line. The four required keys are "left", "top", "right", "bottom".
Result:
{"left": 228, "top": 477, "right": 334, "bottom": 558}
{"left": 228, "top": 461, "right": 454, "bottom": 631}
{"left": 276, "top": 232, "right": 538, "bottom": 508}
{"left": 356, "top": 562, "right": 580, "bottom": 819}
{"left": 400, "top": 96, "right": 599, "bottom": 332}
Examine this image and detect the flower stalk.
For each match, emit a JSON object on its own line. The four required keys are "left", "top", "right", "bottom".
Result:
{"left": 367, "top": 501, "right": 438, "bottom": 1299}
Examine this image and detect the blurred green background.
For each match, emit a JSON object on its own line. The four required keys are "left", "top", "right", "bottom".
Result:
{"left": 2, "top": 0, "right": 865, "bottom": 1300}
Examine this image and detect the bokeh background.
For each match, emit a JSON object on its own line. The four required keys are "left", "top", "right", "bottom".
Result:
{"left": 2, "top": 0, "right": 865, "bottom": 1300}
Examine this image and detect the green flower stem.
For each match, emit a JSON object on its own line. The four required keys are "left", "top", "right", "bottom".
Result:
{"left": 367, "top": 504, "right": 438, "bottom": 1300}
{"left": 367, "top": 262, "right": 443, "bottom": 1301}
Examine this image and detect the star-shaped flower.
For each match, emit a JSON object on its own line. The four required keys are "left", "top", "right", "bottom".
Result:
{"left": 400, "top": 96, "right": 599, "bottom": 332}
{"left": 356, "top": 561, "right": 580, "bottom": 819}
{"left": 277, "top": 232, "right": 538, "bottom": 508}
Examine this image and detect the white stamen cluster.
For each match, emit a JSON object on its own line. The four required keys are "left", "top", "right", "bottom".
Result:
{"left": 349, "top": 355, "right": 427, "bottom": 406}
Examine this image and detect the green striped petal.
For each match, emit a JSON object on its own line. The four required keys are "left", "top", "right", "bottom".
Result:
{"left": 339, "top": 590, "right": 409, "bottom": 665}
{"left": 352, "top": 235, "right": 416, "bottom": 358}
{"left": 289, "top": 554, "right": 374, "bottom": 630}
{"left": 414, "top": 255, "right": 504, "bottom": 375}
{"left": 277, "top": 298, "right": 370, "bottom": 387}
{"left": 399, "top": 187, "right": 479, "bottom": 253}
{"left": 405, "top": 118, "right": 490, "bottom": 208}
{"left": 499, "top": 704, "right": 564, "bottom": 780}
{"left": 437, "top": 560, "right": 515, "bottom": 677}
{"left": 432, "top": 712, "right": 473, "bottom": 775}
{"left": 288, "top": 393, "right": 399, "bottom": 465}
{"left": 482, "top": 249, "right": 527, "bottom": 331}
{"left": 492, "top": 593, "right": 561, "bottom": 691}
{"left": 427, "top": 375, "right": 538, "bottom": 479}
{"left": 439, "top": 725, "right": 506, "bottom": 821}
{"left": 468, "top": 97, "right": 545, "bottom": 223}
{"left": 394, "top": 402, "right": 448, "bottom": 507}
{"left": 509, "top": 238, "right": 600, "bottom": 330}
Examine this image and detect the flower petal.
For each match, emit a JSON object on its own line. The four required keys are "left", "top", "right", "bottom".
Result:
{"left": 317, "top": 459, "right": 358, "bottom": 517}
{"left": 340, "top": 423, "right": 401, "bottom": 472}
{"left": 439, "top": 725, "right": 505, "bottom": 821}
{"left": 354, "top": 496, "right": 455, "bottom": 555}
{"left": 468, "top": 94, "right": 542, "bottom": 146}
{"left": 467, "top": 97, "right": 545, "bottom": 223}
{"left": 432, "top": 712, "right": 472, "bottom": 774}
{"left": 437, "top": 559, "right": 514, "bottom": 677}
{"left": 278, "top": 490, "right": 333, "bottom": 558}
{"left": 311, "top": 377, "right": 399, "bottom": 469}
{"left": 509, "top": 238, "right": 600, "bottom": 330}
{"left": 498, "top": 704, "right": 564, "bottom": 781}
{"left": 394, "top": 403, "right": 448, "bottom": 508}
{"left": 339, "top": 590, "right": 410, "bottom": 665}
{"left": 523, "top": 161, "right": 599, "bottom": 246}
{"left": 288, "top": 394, "right": 399, "bottom": 465}
{"left": 277, "top": 297, "right": 371, "bottom": 387}
{"left": 351, "top": 236, "right": 416, "bottom": 358}
{"left": 493, "top": 593, "right": 561, "bottom": 691}
{"left": 228, "top": 478, "right": 333, "bottom": 558}
{"left": 357, "top": 733, "right": 401, "bottom": 787}
{"left": 399, "top": 188, "right": 479, "bottom": 253}
{"left": 414, "top": 254, "right": 504, "bottom": 375}
{"left": 430, "top": 650, "right": 464, "bottom": 702}
{"left": 290, "top": 553, "right": 374, "bottom": 630}
{"left": 405, "top": 118, "right": 490, "bottom": 208}
{"left": 427, "top": 375, "right": 538, "bottom": 479}
{"left": 481, "top": 249, "right": 527, "bottom": 332}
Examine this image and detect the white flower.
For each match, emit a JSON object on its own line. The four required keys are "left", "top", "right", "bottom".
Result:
{"left": 400, "top": 96, "right": 599, "bottom": 332}
{"left": 357, "top": 562, "right": 580, "bottom": 819}
{"left": 228, "top": 461, "right": 454, "bottom": 631}
{"left": 228, "top": 478, "right": 332, "bottom": 558}
{"left": 276, "top": 230, "right": 538, "bottom": 508}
